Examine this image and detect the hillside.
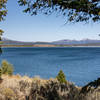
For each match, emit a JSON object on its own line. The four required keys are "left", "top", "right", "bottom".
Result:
{"left": 1, "top": 38, "right": 100, "bottom": 47}
{"left": 1, "top": 38, "right": 34, "bottom": 45}
{"left": 52, "top": 39, "right": 100, "bottom": 45}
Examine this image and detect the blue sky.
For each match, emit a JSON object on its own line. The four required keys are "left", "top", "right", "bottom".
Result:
{"left": 1, "top": 0, "right": 100, "bottom": 42}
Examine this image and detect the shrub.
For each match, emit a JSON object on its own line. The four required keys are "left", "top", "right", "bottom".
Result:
{"left": 1, "top": 60, "right": 14, "bottom": 76}
{"left": 56, "top": 70, "right": 66, "bottom": 83}
{"left": 2, "top": 88, "right": 16, "bottom": 100}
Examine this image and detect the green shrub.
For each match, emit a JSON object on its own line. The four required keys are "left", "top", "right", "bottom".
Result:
{"left": 1, "top": 60, "right": 14, "bottom": 76}
{"left": 56, "top": 70, "right": 66, "bottom": 83}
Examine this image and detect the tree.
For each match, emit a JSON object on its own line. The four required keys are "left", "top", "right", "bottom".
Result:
{"left": 0, "top": 29, "right": 3, "bottom": 53}
{"left": 0, "top": 0, "right": 7, "bottom": 21}
{"left": 18, "top": 0, "right": 100, "bottom": 22}
{"left": 0, "top": 29, "right": 4, "bottom": 53}
{"left": 0, "top": 0, "right": 7, "bottom": 52}
{"left": 1, "top": 60, "right": 14, "bottom": 76}
{"left": 56, "top": 70, "right": 66, "bottom": 83}
{"left": 0, "top": 0, "right": 7, "bottom": 37}
{"left": 0, "top": 29, "right": 4, "bottom": 41}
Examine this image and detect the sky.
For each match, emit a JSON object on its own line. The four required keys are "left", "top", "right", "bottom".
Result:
{"left": 1, "top": 0, "right": 100, "bottom": 42}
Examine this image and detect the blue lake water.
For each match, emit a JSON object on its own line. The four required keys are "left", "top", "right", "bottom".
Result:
{"left": 0, "top": 47, "right": 100, "bottom": 86}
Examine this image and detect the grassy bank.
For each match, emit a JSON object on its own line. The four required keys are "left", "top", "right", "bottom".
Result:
{"left": 0, "top": 60, "right": 100, "bottom": 100}
{"left": 0, "top": 74, "right": 100, "bottom": 100}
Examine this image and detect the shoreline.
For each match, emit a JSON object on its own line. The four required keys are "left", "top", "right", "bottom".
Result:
{"left": 1, "top": 45, "right": 100, "bottom": 48}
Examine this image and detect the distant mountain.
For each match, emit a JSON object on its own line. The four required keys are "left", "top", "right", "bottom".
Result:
{"left": 1, "top": 38, "right": 34, "bottom": 45}
{"left": 1, "top": 38, "right": 51, "bottom": 46}
{"left": 52, "top": 39, "right": 100, "bottom": 45}
{"left": 1, "top": 38, "right": 100, "bottom": 46}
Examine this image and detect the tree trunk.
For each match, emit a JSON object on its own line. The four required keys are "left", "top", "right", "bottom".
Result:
{"left": 0, "top": 36, "right": 2, "bottom": 53}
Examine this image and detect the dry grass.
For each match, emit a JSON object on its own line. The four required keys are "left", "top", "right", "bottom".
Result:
{"left": 0, "top": 75, "right": 100, "bottom": 100}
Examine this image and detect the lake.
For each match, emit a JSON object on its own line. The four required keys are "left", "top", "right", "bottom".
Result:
{"left": 0, "top": 47, "right": 100, "bottom": 86}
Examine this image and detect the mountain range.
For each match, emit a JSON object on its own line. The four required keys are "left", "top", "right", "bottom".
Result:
{"left": 1, "top": 37, "right": 100, "bottom": 47}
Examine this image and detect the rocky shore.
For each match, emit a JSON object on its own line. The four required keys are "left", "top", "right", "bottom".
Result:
{"left": 0, "top": 75, "right": 100, "bottom": 100}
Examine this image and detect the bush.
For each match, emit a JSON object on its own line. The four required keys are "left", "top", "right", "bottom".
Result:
{"left": 1, "top": 60, "right": 14, "bottom": 76}
{"left": 56, "top": 70, "right": 66, "bottom": 83}
{"left": 2, "top": 88, "right": 16, "bottom": 100}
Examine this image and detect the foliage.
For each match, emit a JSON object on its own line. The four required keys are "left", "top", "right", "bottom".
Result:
{"left": 56, "top": 70, "right": 66, "bottom": 83}
{"left": 0, "top": 0, "right": 7, "bottom": 21}
{"left": 0, "top": 29, "right": 4, "bottom": 36}
{"left": 2, "top": 88, "right": 16, "bottom": 100}
{"left": 0, "top": 60, "right": 14, "bottom": 76}
{"left": 0, "top": 29, "right": 4, "bottom": 41}
{"left": 0, "top": 0, "right": 7, "bottom": 43}
{"left": 18, "top": 0, "right": 100, "bottom": 23}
